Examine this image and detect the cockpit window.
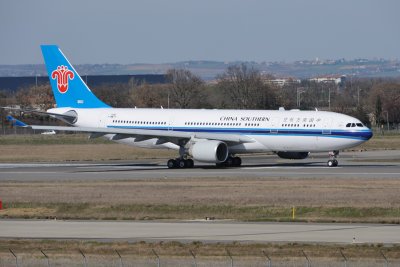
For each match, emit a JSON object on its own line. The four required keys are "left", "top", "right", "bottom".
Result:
{"left": 346, "top": 122, "right": 364, "bottom": 127}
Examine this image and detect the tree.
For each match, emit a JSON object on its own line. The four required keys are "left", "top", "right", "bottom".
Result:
{"left": 14, "top": 85, "right": 54, "bottom": 110}
{"left": 216, "top": 64, "right": 277, "bottom": 109}
{"left": 369, "top": 83, "right": 400, "bottom": 124}
{"left": 166, "top": 69, "right": 203, "bottom": 109}
{"left": 131, "top": 83, "right": 169, "bottom": 108}
{"left": 92, "top": 83, "right": 132, "bottom": 108}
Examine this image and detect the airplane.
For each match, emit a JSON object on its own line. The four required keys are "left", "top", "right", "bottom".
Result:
{"left": 9, "top": 45, "right": 373, "bottom": 168}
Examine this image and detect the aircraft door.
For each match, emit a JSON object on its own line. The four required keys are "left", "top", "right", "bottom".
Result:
{"left": 269, "top": 117, "right": 278, "bottom": 134}
{"left": 103, "top": 113, "right": 116, "bottom": 128}
{"left": 168, "top": 116, "right": 174, "bottom": 131}
{"left": 322, "top": 118, "right": 332, "bottom": 135}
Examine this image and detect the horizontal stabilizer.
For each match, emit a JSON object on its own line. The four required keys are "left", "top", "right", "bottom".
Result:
{"left": 1, "top": 106, "right": 77, "bottom": 125}
{"left": 6, "top": 116, "right": 28, "bottom": 127}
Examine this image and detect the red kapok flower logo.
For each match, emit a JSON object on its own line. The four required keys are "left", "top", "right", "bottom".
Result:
{"left": 51, "top": 65, "right": 74, "bottom": 93}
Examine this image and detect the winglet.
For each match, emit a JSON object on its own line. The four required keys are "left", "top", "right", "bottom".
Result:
{"left": 6, "top": 116, "right": 28, "bottom": 127}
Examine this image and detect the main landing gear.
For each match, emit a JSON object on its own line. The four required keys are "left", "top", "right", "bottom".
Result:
{"left": 216, "top": 156, "right": 242, "bottom": 168}
{"left": 166, "top": 156, "right": 243, "bottom": 169}
{"left": 327, "top": 150, "right": 339, "bottom": 167}
{"left": 167, "top": 158, "right": 194, "bottom": 169}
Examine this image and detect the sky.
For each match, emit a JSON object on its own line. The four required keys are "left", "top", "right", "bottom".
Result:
{"left": 0, "top": 0, "right": 399, "bottom": 64}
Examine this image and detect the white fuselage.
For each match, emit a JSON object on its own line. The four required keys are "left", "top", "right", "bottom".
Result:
{"left": 49, "top": 107, "right": 373, "bottom": 154}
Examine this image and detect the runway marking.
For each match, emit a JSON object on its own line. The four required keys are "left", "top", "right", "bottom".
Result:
{"left": 0, "top": 163, "right": 103, "bottom": 168}
{"left": 76, "top": 166, "right": 165, "bottom": 170}
{"left": 242, "top": 166, "right": 339, "bottom": 170}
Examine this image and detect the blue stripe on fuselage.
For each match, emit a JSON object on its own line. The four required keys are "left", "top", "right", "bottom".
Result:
{"left": 107, "top": 125, "right": 373, "bottom": 141}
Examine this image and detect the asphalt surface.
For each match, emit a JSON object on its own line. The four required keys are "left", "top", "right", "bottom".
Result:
{"left": 0, "top": 219, "right": 399, "bottom": 244}
{"left": 0, "top": 150, "right": 400, "bottom": 181}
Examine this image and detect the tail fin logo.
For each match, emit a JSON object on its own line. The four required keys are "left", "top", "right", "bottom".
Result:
{"left": 51, "top": 65, "right": 74, "bottom": 93}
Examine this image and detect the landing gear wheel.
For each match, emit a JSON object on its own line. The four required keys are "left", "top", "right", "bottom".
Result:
{"left": 216, "top": 156, "right": 242, "bottom": 168}
{"left": 327, "top": 151, "right": 339, "bottom": 167}
{"left": 327, "top": 159, "right": 338, "bottom": 167}
{"left": 186, "top": 159, "right": 194, "bottom": 168}
{"left": 225, "top": 157, "right": 234, "bottom": 166}
{"left": 233, "top": 157, "right": 242, "bottom": 167}
{"left": 178, "top": 159, "right": 186, "bottom": 168}
{"left": 167, "top": 159, "right": 177, "bottom": 169}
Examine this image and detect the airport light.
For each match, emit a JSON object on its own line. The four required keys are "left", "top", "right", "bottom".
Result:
{"left": 357, "top": 87, "right": 362, "bottom": 106}
{"left": 383, "top": 111, "right": 389, "bottom": 131}
{"left": 328, "top": 87, "right": 331, "bottom": 110}
{"left": 296, "top": 88, "right": 305, "bottom": 107}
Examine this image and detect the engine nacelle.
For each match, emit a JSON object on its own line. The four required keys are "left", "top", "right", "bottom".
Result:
{"left": 189, "top": 140, "right": 229, "bottom": 163}
{"left": 276, "top": 151, "right": 310, "bottom": 160}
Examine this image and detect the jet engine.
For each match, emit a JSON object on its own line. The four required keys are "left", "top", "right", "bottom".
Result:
{"left": 188, "top": 140, "right": 229, "bottom": 163}
{"left": 276, "top": 151, "right": 310, "bottom": 160}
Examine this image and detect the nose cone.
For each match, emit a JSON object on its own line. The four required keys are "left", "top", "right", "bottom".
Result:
{"left": 365, "top": 128, "right": 373, "bottom": 140}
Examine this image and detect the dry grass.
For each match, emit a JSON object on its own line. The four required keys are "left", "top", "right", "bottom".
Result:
{"left": 0, "top": 144, "right": 174, "bottom": 162}
{"left": 358, "top": 133, "right": 400, "bottom": 150}
{"left": 1, "top": 178, "right": 400, "bottom": 222}
{"left": 1, "top": 178, "right": 399, "bottom": 207}
{"left": 0, "top": 134, "right": 175, "bottom": 162}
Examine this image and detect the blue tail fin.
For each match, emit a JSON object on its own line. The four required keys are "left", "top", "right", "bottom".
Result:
{"left": 40, "top": 45, "right": 110, "bottom": 108}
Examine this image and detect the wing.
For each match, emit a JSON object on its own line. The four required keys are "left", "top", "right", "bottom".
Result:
{"left": 30, "top": 125, "right": 255, "bottom": 145}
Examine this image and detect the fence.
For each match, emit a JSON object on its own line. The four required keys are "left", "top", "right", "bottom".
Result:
{"left": 1, "top": 248, "right": 398, "bottom": 267}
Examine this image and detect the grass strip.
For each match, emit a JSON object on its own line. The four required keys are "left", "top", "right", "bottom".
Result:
{"left": 1, "top": 202, "right": 400, "bottom": 223}
{"left": 0, "top": 134, "right": 112, "bottom": 145}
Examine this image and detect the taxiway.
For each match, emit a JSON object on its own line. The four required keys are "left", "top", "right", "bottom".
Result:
{"left": 0, "top": 219, "right": 399, "bottom": 244}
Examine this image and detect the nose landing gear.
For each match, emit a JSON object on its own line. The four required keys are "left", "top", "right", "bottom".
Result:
{"left": 327, "top": 151, "right": 339, "bottom": 167}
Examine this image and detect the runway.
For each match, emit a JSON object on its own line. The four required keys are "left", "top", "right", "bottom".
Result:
{"left": 0, "top": 150, "right": 400, "bottom": 181}
{"left": 0, "top": 219, "right": 399, "bottom": 244}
